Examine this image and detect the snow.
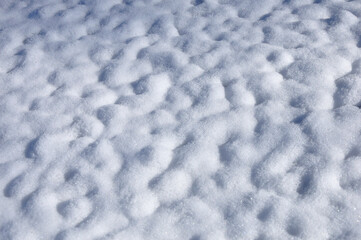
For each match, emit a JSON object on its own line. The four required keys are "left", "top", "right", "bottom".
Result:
{"left": 1, "top": 0, "right": 361, "bottom": 239}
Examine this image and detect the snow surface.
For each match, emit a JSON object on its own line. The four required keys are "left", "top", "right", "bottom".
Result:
{"left": 1, "top": 0, "right": 361, "bottom": 239}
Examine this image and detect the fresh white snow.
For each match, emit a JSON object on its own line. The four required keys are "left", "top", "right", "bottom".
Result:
{"left": 1, "top": 0, "right": 361, "bottom": 239}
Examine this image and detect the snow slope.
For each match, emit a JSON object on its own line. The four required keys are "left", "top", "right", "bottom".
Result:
{"left": 1, "top": 0, "right": 361, "bottom": 239}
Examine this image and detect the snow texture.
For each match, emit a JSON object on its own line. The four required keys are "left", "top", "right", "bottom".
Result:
{"left": 1, "top": 0, "right": 361, "bottom": 239}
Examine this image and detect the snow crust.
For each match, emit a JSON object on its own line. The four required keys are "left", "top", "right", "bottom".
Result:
{"left": 1, "top": 0, "right": 361, "bottom": 239}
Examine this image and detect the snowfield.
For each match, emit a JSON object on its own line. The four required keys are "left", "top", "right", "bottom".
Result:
{"left": 1, "top": 0, "right": 361, "bottom": 239}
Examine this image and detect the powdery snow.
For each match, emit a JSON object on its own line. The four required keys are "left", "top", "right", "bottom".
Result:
{"left": 1, "top": 0, "right": 361, "bottom": 239}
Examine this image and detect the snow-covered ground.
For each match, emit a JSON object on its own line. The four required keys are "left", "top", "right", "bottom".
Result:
{"left": 1, "top": 0, "right": 361, "bottom": 239}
